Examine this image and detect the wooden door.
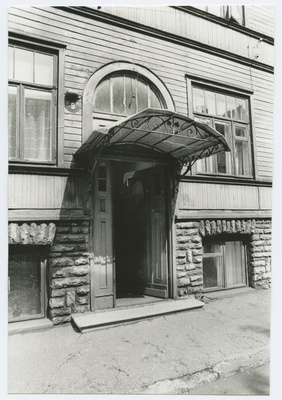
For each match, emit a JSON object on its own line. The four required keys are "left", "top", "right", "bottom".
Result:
{"left": 125, "top": 166, "right": 169, "bottom": 298}
{"left": 91, "top": 161, "right": 115, "bottom": 310}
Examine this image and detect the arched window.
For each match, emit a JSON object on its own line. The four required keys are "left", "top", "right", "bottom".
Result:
{"left": 94, "top": 72, "right": 166, "bottom": 116}
{"left": 83, "top": 62, "right": 174, "bottom": 141}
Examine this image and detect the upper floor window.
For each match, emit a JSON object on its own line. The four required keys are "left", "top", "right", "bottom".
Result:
{"left": 94, "top": 72, "right": 166, "bottom": 117}
{"left": 192, "top": 84, "right": 252, "bottom": 177}
{"left": 197, "top": 5, "right": 245, "bottom": 25}
{"left": 8, "top": 43, "right": 57, "bottom": 163}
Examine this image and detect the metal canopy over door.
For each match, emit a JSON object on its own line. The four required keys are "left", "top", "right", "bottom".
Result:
{"left": 124, "top": 166, "right": 168, "bottom": 298}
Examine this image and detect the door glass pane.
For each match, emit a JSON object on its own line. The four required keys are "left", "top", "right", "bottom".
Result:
{"left": 236, "top": 98, "right": 249, "bottom": 121}
{"left": 150, "top": 88, "right": 163, "bottom": 109}
{"left": 205, "top": 90, "right": 216, "bottom": 115}
{"left": 14, "top": 48, "right": 34, "bottom": 83}
{"left": 215, "top": 93, "right": 227, "bottom": 117}
{"left": 9, "top": 46, "right": 14, "bottom": 79}
{"left": 8, "top": 86, "right": 18, "bottom": 159}
{"left": 203, "top": 243, "right": 222, "bottom": 288}
{"left": 193, "top": 87, "right": 206, "bottom": 113}
{"left": 9, "top": 252, "right": 43, "bottom": 321}
{"left": 35, "top": 53, "right": 54, "bottom": 85}
{"left": 215, "top": 122, "right": 232, "bottom": 174}
{"left": 225, "top": 241, "right": 246, "bottom": 286}
{"left": 112, "top": 76, "right": 125, "bottom": 115}
{"left": 94, "top": 79, "right": 111, "bottom": 113}
{"left": 24, "top": 89, "right": 52, "bottom": 161}
{"left": 125, "top": 76, "right": 137, "bottom": 115}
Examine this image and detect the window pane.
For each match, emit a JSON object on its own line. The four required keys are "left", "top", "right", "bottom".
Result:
{"left": 236, "top": 98, "right": 249, "bottom": 121}
{"left": 235, "top": 126, "right": 247, "bottom": 137}
{"left": 14, "top": 48, "right": 34, "bottom": 82}
{"left": 8, "top": 86, "right": 18, "bottom": 159}
{"left": 9, "top": 252, "right": 43, "bottom": 321}
{"left": 35, "top": 53, "right": 54, "bottom": 85}
{"left": 215, "top": 93, "right": 227, "bottom": 117}
{"left": 150, "top": 88, "right": 163, "bottom": 109}
{"left": 137, "top": 80, "right": 148, "bottom": 112}
{"left": 230, "top": 5, "right": 244, "bottom": 25}
{"left": 226, "top": 96, "right": 236, "bottom": 119}
{"left": 207, "top": 6, "right": 222, "bottom": 17}
{"left": 112, "top": 76, "right": 125, "bottom": 114}
{"left": 94, "top": 79, "right": 111, "bottom": 113}
{"left": 215, "top": 122, "right": 232, "bottom": 174}
{"left": 205, "top": 90, "right": 216, "bottom": 115}
{"left": 125, "top": 76, "right": 137, "bottom": 115}
{"left": 225, "top": 241, "right": 246, "bottom": 286}
{"left": 24, "top": 89, "right": 53, "bottom": 161}
{"left": 193, "top": 88, "right": 206, "bottom": 113}
{"left": 9, "top": 46, "right": 14, "bottom": 79}
{"left": 235, "top": 140, "right": 250, "bottom": 176}
{"left": 203, "top": 256, "right": 221, "bottom": 288}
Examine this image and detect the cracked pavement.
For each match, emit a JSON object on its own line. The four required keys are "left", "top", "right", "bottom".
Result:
{"left": 8, "top": 289, "right": 270, "bottom": 394}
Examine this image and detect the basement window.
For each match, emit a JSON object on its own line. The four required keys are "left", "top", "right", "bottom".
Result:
{"left": 8, "top": 245, "right": 47, "bottom": 322}
{"left": 202, "top": 236, "right": 247, "bottom": 291}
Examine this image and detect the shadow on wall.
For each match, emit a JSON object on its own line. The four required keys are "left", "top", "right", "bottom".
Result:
{"left": 48, "top": 159, "right": 92, "bottom": 325}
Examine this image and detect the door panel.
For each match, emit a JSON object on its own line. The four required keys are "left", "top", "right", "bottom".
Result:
{"left": 91, "top": 162, "right": 115, "bottom": 310}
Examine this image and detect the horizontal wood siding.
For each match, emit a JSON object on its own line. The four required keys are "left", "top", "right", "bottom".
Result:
{"left": 178, "top": 182, "right": 272, "bottom": 211}
{"left": 99, "top": 6, "right": 274, "bottom": 64}
{"left": 245, "top": 5, "right": 275, "bottom": 37}
{"left": 8, "top": 174, "right": 88, "bottom": 210}
{"left": 9, "top": 6, "right": 273, "bottom": 180}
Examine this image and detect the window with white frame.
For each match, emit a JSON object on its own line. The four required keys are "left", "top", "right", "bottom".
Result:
{"left": 191, "top": 85, "right": 253, "bottom": 177}
{"left": 203, "top": 236, "right": 247, "bottom": 290}
{"left": 8, "top": 42, "right": 58, "bottom": 163}
{"left": 196, "top": 5, "right": 245, "bottom": 25}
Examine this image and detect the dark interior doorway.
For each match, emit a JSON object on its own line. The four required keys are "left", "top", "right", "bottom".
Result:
{"left": 112, "top": 161, "right": 169, "bottom": 301}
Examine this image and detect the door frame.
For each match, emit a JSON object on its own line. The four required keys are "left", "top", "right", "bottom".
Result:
{"left": 90, "top": 154, "right": 176, "bottom": 311}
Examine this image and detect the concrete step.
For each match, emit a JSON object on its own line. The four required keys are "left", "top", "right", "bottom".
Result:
{"left": 72, "top": 298, "right": 204, "bottom": 332}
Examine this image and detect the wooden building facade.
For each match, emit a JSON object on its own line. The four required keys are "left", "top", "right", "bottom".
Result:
{"left": 8, "top": 5, "right": 274, "bottom": 325}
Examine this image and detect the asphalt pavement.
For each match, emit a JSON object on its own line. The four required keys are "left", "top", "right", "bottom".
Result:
{"left": 8, "top": 288, "right": 271, "bottom": 395}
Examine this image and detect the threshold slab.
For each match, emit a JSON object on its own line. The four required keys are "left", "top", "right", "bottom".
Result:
{"left": 72, "top": 298, "right": 204, "bottom": 332}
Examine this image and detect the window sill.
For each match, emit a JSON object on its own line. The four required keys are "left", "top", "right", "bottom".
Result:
{"left": 8, "top": 318, "right": 53, "bottom": 335}
{"left": 181, "top": 174, "right": 272, "bottom": 187}
{"left": 9, "top": 163, "right": 85, "bottom": 176}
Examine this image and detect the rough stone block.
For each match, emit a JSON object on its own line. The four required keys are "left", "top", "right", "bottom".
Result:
{"left": 176, "top": 251, "right": 186, "bottom": 259}
{"left": 51, "top": 289, "right": 66, "bottom": 298}
{"left": 186, "top": 249, "right": 193, "bottom": 263}
{"left": 260, "top": 234, "right": 271, "bottom": 240}
{"left": 50, "top": 307, "right": 71, "bottom": 317}
{"left": 205, "top": 220, "right": 211, "bottom": 235}
{"left": 185, "top": 263, "right": 196, "bottom": 271}
{"left": 216, "top": 220, "right": 222, "bottom": 234}
{"left": 251, "top": 260, "right": 266, "bottom": 267}
{"left": 199, "top": 220, "right": 205, "bottom": 236}
{"left": 190, "top": 279, "right": 203, "bottom": 286}
{"left": 74, "top": 257, "right": 89, "bottom": 266}
{"left": 51, "top": 268, "right": 68, "bottom": 278}
{"left": 210, "top": 220, "right": 216, "bottom": 235}
{"left": 71, "top": 226, "right": 89, "bottom": 234}
{"left": 76, "top": 286, "right": 90, "bottom": 295}
{"left": 51, "top": 277, "right": 89, "bottom": 289}
{"left": 222, "top": 220, "right": 227, "bottom": 233}
{"left": 190, "top": 275, "right": 202, "bottom": 282}
{"left": 192, "top": 249, "right": 202, "bottom": 256}
{"left": 66, "top": 291, "right": 76, "bottom": 307}
{"left": 49, "top": 297, "right": 65, "bottom": 308}
{"left": 191, "top": 235, "right": 201, "bottom": 243}
{"left": 50, "top": 257, "right": 74, "bottom": 267}
{"left": 76, "top": 296, "right": 88, "bottom": 305}
{"left": 264, "top": 245, "right": 272, "bottom": 252}
{"left": 253, "top": 266, "right": 266, "bottom": 274}
{"left": 69, "top": 266, "right": 89, "bottom": 277}
{"left": 177, "top": 236, "right": 189, "bottom": 244}
{"left": 192, "top": 256, "right": 202, "bottom": 263}
{"left": 71, "top": 305, "right": 90, "bottom": 313}
{"left": 52, "top": 315, "right": 71, "bottom": 325}
{"left": 57, "top": 226, "right": 71, "bottom": 234}
{"left": 177, "top": 277, "right": 190, "bottom": 287}
{"left": 177, "top": 271, "right": 188, "bottom": 278}
{"left": 50, "top": 244, "right": 76, "bottom": 253}
{"left": 55, "top": 234, "right": 86, "bottom": 244}
{"left": 176, "top": 258, "right": 186, "bottom": 265}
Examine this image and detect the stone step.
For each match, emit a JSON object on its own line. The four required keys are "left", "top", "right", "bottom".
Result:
{"left": 72, "top": 298, "right": 204, "bottom": 332}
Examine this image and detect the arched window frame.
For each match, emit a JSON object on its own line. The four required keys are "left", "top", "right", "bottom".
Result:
{"left": 83, "top": 62, "right": 175, "bottom": 142}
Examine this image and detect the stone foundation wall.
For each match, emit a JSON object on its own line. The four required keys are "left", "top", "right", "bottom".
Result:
{"left": 175, "top": 219, "right": 272, "bottom": 298}
{"left": 49, "top": 220, "right": 91, "bottom": 325}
